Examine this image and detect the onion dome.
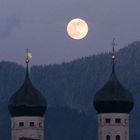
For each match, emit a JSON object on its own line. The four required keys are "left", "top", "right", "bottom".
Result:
{"left": 94, "top": 39, "right": 134, "bottom": 114}
{"left": 8, "top": 49, "right": 47, "bottom": 117}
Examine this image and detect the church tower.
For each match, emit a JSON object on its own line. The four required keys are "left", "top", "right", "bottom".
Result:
{"left": 8, "top": 49, "right": 47, "bottom": 140}
{"left": 93, "top": 39, "right": 134, "bottom": 140}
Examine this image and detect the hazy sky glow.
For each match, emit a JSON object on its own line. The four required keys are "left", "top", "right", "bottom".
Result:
{"left": 0, "top": 0, "right": 140, "bottom": 65}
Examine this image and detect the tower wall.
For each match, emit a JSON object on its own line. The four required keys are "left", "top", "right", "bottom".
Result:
{"left": 11, "top": 117, "right": 45, "bottom": 140}
{"left": 98, "top": 113, "right": 129, "bottom": 140}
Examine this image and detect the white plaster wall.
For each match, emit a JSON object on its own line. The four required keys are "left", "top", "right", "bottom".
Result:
{"left": 11, "top": 116, "right": 44, "bottom": 140}
{"left": 98, "top": 113, "right": 129, "bottom": 140}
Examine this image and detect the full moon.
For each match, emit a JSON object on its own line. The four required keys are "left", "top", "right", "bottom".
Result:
{"left": 67, "top": 18, "right": 88, "bottom": 40}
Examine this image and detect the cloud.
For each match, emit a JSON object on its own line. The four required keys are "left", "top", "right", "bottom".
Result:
{"left": 0, "top": 17, "right": 21, "bottom": 39}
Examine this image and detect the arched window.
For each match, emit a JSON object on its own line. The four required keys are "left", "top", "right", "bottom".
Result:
{"left": 106, "top": 135, "right": 110, "bottom": 140}
{"left": 116, "top": 135, "right": 120, "bottom": 140}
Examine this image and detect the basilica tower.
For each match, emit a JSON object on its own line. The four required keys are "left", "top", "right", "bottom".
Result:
{"left": 93, "top": 39, "right": 134, "bottom": 140}
{"left": 8, "top": 50, "right": 47, "bottom": 140}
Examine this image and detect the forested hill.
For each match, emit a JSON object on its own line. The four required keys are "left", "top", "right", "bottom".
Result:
{"left": 0, "top": 41, "right": 140, "bottom": 139}
{"left": 32, "top": 41, "right": 140, "bottom": 112}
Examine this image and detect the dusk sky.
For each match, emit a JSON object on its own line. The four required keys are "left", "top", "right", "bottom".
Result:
{"left": 0, "top": 0, "right": 140, "bottom": 65}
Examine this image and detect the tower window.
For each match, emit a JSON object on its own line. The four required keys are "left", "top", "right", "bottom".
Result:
{"left": 39, "top": 122, "right": 42, "bottom": 127}
{"left": 30, "top": 122, "right": 35, "bottom": 127}
{"left": 105, "top": 118, "right": 110, "bottom": 123}
{"left": 116, "top": 135, "right": 120, "bottom": 140}
{"left": 19, "top": 122, "right": 24, "bottom": 127}
{"left": 124, "top": 119, "right": 127, "bottom": 125}
{"left": 106, "top": 135, "right": 110, "bottom": 140}
{"left": 115, "top": 118, "right": 121, "bottom": 123}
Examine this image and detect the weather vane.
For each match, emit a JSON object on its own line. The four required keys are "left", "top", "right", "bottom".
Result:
{"left": 111, "top": 38, "right": 117, "bottom": 60}
{"left": 25, "top": 48, "right": 32, "bottom": 63}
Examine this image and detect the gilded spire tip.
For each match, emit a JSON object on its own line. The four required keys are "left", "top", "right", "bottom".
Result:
{"left": 111, "top": 38, "right": 117, "bottom": 60}
{"left": 111, "top": 38, "right": 117, "bottom": 73}
{"left": 25, "top": 48, "right": 32, "bottom": 64}
{"left": 25, "top": 48, "right": 32, "bottom": 80}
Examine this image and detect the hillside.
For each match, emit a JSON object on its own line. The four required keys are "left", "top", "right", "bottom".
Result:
{"left": 0, "top": 41, "right": 140, "bottom": 139}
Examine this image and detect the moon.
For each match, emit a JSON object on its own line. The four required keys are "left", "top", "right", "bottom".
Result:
{"left": 67, "top": 18, "right": 88, "bottom": 40}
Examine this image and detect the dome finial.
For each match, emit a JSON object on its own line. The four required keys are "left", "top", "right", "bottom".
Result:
{"left": 25, "top": 48, "right": 32, "bottom": 78}
{"left": 111, "top": 38, "right": 117, "bottom": 73}
{"left": 25, "top": 48, "right": 32, "bottom": 64}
